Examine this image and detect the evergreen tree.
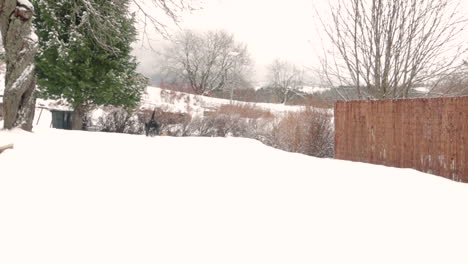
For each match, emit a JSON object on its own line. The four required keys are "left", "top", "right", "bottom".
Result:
{"left": 34, "top": 0, "right": 146, "bottom": 129}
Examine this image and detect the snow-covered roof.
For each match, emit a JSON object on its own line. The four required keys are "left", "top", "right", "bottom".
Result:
{"left": 301, "top": 85, "right": 331, "bottom": 94}
{"left": 413, "top": 86, "right": 430, "bottom": 93}
{"left": 36, "top": 98, "right": 73, "bottom": 111}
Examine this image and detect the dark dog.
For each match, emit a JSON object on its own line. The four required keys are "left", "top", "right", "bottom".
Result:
{"left": 145, "top": 110, "right": 160, "bottom": 136}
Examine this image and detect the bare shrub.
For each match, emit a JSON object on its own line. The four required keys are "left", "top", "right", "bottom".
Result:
{"left": 287, "top": 95, "right": 333, "bottom": 109}
{"left": 140, "top": 108, "right": 191, "bottom": 136}
{"left": 86, "top": 102, "right": 334, "bottom": 159}
{"left": 185, "top": 103, "right": 275, "bottom": 137}
{"left": 183, "top": 114, "right": 247, "bottom": 137}
{"left": 89, "top": 106, "right": 192, "bottom": 136}
{"left": 94, "top": 107, "right": 144, "bottom": 134}
{"left": 272, "top": 109, "right": 334, "bottom": 158}
{"left": 236, "top": 89, "right": 258, "bottom": 102}
{"left": 175, "top": 104, "right": 334, "bottom": 158}
{"left": 174, "top": 103, "right": 274, "bottom": 138}
{"left": 430, "top": 70, "right": 468, "bottom": 97}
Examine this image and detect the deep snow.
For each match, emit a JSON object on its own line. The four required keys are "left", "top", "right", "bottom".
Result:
{"left": 1, "top": 126, "right": 468, "bottom": 264}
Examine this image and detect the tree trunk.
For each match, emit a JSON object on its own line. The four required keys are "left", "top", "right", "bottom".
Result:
{"left": 0, "top": 0, "right": 37, "bottom": 131}
{"left": 72, "top": 105, "right": 85, "bottom": 130}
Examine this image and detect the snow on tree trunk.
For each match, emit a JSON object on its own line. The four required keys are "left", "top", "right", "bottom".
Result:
{"left": 0, "top": 0, "right": 37, "bottom": 131}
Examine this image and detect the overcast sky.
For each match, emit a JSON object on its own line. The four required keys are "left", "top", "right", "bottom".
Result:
{"left": 132, "top": 0, "right": 468, "bottom": 83}
{"left": 132, "top": 0, "right": 325, "bottom": 83}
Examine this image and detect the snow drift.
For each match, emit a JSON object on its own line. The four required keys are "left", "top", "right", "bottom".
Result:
{"left": 1, "top": 127, "right": 467, "bottom": 264}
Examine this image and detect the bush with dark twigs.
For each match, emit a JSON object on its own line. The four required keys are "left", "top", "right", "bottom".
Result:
{"left": 87, "top": 104, "right": 334, "bottom": 158}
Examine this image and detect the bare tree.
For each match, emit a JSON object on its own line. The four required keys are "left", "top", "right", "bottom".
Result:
{"left": 266, "top": 59, "right": 304, "bottom": 104}
{"left": 132, "top": 0, "right": 198, "bottom": 38}
{"left": 159, "top": 29, "right": 252, "bottom": 95}
{"left": 429, "top": 62, "right": 468, "bottom": 97}
{"left": 317, "top": 0, "right": 468, "bottom": 100}
{"left": 0, "top": 0, "right": 37, "bottom": 131}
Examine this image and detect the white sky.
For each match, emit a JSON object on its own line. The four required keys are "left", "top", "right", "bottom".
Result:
{"left": 181, "top": 0, "right": 320, "bottom": 77}
{"left": 133, "top": 0, "right": 468, "bottom": 83}
{"left": 133, "top": 0, "right": 325, "bottom": 82}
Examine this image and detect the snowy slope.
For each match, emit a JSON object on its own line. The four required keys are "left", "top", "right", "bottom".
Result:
{"left": 2, "top": 83, "right": 330, "bottom": 119}
{"left": 142, "top": 86, "right": 328, "bottom": 117}
{"left": 1, "top": 127, "right": 467, "bottom": 264}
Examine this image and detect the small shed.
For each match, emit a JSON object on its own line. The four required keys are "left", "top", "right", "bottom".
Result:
{"left": 50, "top": 110, "right": 74, "bottom": 130}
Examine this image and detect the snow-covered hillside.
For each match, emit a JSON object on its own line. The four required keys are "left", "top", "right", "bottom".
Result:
{"left": 17, "top": 85, "right": 328, "bottom": 131}
{"left": 9, "top": 85, "right": 330, "bottom": 127}
{"left": 1, "top": 127, "right": 467, "bottom": 264}
{"left": 142, "top": 86, "right": 329, "bottom": 117}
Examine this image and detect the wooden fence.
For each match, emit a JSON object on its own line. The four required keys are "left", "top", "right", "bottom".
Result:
{"left": 334, "top": 97, "right": 468, "bottom": 182}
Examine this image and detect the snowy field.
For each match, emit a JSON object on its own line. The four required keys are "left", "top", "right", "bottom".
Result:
{"left": 27, "top": 86, "right": 331, "bottom": 124}
{"left": 1, "top": 126, "right": 468, "bottom": 264}
{"left": 142, "top": 86, "right": 331, "bottom": 117}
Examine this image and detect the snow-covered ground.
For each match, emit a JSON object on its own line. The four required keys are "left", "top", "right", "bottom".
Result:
{"left": 1, "top": 126, "right": 468, "bottom": 264}
{"left": 142, "top": 86, "right": 327, "bottom": 117}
